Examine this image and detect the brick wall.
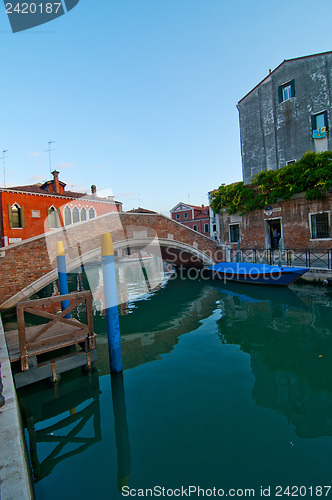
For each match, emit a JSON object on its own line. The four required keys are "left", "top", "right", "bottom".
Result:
{"left": 220, "top": 191, "right": 332, "bottom": 250}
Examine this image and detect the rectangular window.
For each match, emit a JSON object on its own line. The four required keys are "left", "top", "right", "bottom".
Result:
{"left": 312, "top": 111, "right": 329, "bottom": 137}
{"left": 213, "top": 224, "right": 217, "bottom": 232}
{"left": 229, "top": 224, "right": 240, "bottom": 243}
{"left": 204, "top": 223, "right": 209, "bottom": 233}
{"left": 310, "top": 213, "right": 330, "bottom": 239}
{"left": 193, "top": 225, "right": 198, "bottom": 231}
{"left": 184, "top": 212, "right": 188, "bottom": 218}
{"left": 176, "top": 213, "right": 180, "bottom": 220}
{"left": 286, "top": 160, "right": 296, "bottom": 165}
{"left": 278, "top": 79, "right": 295, "bottom": 103}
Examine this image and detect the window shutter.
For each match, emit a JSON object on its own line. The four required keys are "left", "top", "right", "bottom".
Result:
{"left": 278, "top": 85, "right": 283, "bottom": 103}
{"left": 311, "top": 115, "right": 316, "bottom": 131}
{"left": 290, "top": 79, "right": 295, "bottom": 98}
{"left": 57, "top": 208, "right": 61, "bottom": 227}
{"left": 324, "top": 110, "right": 329, "bottom": 130}
{"left": 20, "top": 206, "right": 25, "bottom": 228}
{"left": 46, "top": 207, "right": 50, "bottom": 216}
{"left": 8, "top": 204, "right": 13, "bottom": 228}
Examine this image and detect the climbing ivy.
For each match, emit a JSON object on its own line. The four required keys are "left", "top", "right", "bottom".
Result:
{"left": 210, "top": 151, "right": 332, "bottom": 215}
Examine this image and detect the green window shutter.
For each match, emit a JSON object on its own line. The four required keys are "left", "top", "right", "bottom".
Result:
{"left": 311, "top": 115, "right": 316, "bottom": 131}
{"left": 290, "top": 79, "right": 295, "bottom": 98}
{"left": 20, "top": 206, "right": 25, "bottom": 228}
{"left": 324, "top": 110, "right": 329, "bottom": 130}
{"left": 278, "top": 85, "right": 283, "bottom": 103}
{"left": 8, "top": 204, "right": 13, "bottom": 228}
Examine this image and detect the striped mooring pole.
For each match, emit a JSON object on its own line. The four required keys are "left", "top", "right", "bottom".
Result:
{"left": 101, "top": 232, "right": 123, "bottom": 373}
{"left": 56, "top": 241, "right": 70, "bottom": 319}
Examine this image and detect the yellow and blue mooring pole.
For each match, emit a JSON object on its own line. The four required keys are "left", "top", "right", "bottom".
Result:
{"left": 56, "top": 241, "right": 70, "bottom": 319}
{"left": 101, "top": 232, "right": 123, "bottom": 373}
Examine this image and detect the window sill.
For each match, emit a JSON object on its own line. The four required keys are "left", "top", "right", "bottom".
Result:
{"left": 309, "top": 238, "right": 332, "bottom": 241}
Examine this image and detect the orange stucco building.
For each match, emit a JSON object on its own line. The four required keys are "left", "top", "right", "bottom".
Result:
{"left": 0, "top": 171, "right": 122, "bottom": 247}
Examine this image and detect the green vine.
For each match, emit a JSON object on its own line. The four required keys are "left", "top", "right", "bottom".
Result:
{"left": 210, "top": 151, "right": 332, "bottom": 215}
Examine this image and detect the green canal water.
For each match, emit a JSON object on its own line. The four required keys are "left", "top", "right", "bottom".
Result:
{"left": 10, "top": 262, "right": 332, "bottom": 499}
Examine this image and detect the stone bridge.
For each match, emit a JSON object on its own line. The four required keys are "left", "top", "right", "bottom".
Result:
{"left": 0, "top": 212, "right": 220, "bottom": 311}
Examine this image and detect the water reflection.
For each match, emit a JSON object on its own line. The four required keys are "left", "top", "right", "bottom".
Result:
{"left": 95, "top": 277, "right": 220, "bottom": 374}
{"left": 110, "top": 372, "right": 131, "bottom": 491}
{"left": 215, "top": 282, "right": 332, "bottom": 438}
{"left": 19, "top": 369, "right": 101, "bottom": 482}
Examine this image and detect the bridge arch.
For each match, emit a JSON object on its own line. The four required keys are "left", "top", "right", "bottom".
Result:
{"left": 0, "top": 212, "right": 218, "bottom": 310}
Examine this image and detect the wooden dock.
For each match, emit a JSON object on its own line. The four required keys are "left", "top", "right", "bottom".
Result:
{"left": 5, "top": 291, "right": 97, "bottom": 388}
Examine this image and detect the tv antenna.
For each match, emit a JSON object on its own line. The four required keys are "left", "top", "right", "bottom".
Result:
{"left": 45, "top": 141, "right": 55, "bottom": 176}
{"left": 1, "top": 150, "right": 8, "bottom": 188}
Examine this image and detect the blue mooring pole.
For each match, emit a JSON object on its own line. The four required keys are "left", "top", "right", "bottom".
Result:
{"left": 56, "top": 241, "right": 70, "bottom": 319}
{"left": 101, "top": 232, "right": 123, "bottom": 373}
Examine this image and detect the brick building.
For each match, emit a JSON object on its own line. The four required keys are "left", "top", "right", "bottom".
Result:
{"left": 216, "top": 191, "right": 332, "bottom": 251}
{"left": 170, "top": 202, "right": 210, "bottom": 237}
{"left": 238, "top": 51, "right": 332, "bottom": 183}
{"left": 0, "top": 170, "right": 122, "bottom": 247}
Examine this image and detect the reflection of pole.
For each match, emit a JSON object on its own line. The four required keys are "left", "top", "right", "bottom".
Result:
{"left": 111, "top": 372, "right": 131, "bottom": 491}
{"left": 56, "top": 241, "right": 70, "bottom": 318}
{"left": 101, "top": 233, "right": 123, "bottom": 373}
{"left": 138, "top": 250, "right": 151, "bottom": 292}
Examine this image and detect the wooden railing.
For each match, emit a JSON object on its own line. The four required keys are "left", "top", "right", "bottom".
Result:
{"left": 16, "top": 291, "right": 95, "bottom": 371}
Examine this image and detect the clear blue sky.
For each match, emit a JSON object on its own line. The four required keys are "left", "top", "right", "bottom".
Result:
{"left": 1, "top": 0, "right": 332, "bottom": 213}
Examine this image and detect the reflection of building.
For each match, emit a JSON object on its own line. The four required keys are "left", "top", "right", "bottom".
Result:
{"left": 0, "top": 170, "right": 122, "bottom": 246}
{"left": 238, "top": 51, "right": 332, "bottom": 184}
{"left": 216, "top": 284, "right": 332, "bottom": 438}
{"left": 170, "top": 202, "right": 210, "bottom": 236}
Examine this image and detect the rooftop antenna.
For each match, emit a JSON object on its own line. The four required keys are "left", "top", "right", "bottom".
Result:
{"left": 45, "top": 140, "right": 55, "bottom": 177}
{"left": 1, "top": 150, "right": 8, "bottom": 188}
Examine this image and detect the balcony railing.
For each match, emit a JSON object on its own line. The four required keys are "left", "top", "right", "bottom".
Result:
{"left": 229, "top": 248, "right": 332, "bottom": 270}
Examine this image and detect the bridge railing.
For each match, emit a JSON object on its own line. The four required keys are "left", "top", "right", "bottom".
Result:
{"left": 229, "top": 248, "right": 332, "bottom": 270}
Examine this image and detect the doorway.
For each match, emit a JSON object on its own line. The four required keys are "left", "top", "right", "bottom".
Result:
{"left": 266, "top": 218, "right": 282, "bottom": 250}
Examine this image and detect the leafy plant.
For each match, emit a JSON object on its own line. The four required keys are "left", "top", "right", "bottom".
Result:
{"left": 210, "top": 151, "right": 332, "bottom": 215}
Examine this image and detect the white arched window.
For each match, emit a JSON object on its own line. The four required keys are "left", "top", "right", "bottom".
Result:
{"left": 88, "top": 207, "right": 96, "bottom": 219}
{"left": 81, "top": 206, "right": 87, "bottom": 222}
{"left": 72, "top": 206, "right": 80, "bottom": 224}
{"left": 64, "top": 206, "right": 72, "bottom": 226}
{"left": 47, "top": 206, "right": 60, "bottom": 229}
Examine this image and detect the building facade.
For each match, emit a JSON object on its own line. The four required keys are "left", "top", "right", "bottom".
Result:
{"left": 216, "top": 191, "right": 332, "bottom": 251}
{"left": 170, "top": 203, "right": 210, "bottom": 236}
{"left": 0, "top": 170, "right": 122, "bottom": 247}
{"left": 238, "top": 51, "right": 332, "bottom": 184}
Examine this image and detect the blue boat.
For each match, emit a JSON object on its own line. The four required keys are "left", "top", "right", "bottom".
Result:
{"left": 205, "top": 262, "right": 309, "bottom": 286}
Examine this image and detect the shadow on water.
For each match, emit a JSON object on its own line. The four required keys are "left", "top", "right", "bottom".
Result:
{"left": 213, "top": 281, "right": 332, "bottom": 438}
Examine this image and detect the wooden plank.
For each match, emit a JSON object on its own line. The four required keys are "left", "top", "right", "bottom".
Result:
{"left": 16, "top": 291, "right": 91, "bottom": 309}
{"left": 28, "top": 299, "right": 84, "bottom": 342}
{"left": 17, "top": 304, "right": 28, "bottom": 371}
{"left": 85, "top": 295, "right": 95, "bottom": 350}
{"left": 5, "top": 323, "right": 95, "bottom": 362}
{"left": 14, "top": 350, "right": 97, "bottom": 388}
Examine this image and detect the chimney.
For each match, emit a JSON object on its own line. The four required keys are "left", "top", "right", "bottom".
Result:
{"left": 52, "top": 170, "right": 60, "bottom": 194}
{"left": 91, "top": 185, "right": 97, "bottom": 197}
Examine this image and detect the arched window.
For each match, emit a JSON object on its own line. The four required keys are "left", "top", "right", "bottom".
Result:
{"left": 64, "top": 206, "right": 72, "bottom": 226}
{"left": 88, "top": 207, "right": 96, "bottom": 219}
{"left": 72, "top": 206, "right": 80, "bottom": 224}
{"left": 47, "top": 206, "right": 60, "bottom": 229}
{"left": 81, "top": 207, "right": 87, "bottom": 222}
{"left": 8, "top": 203, "right": 25, "bottom": 228}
